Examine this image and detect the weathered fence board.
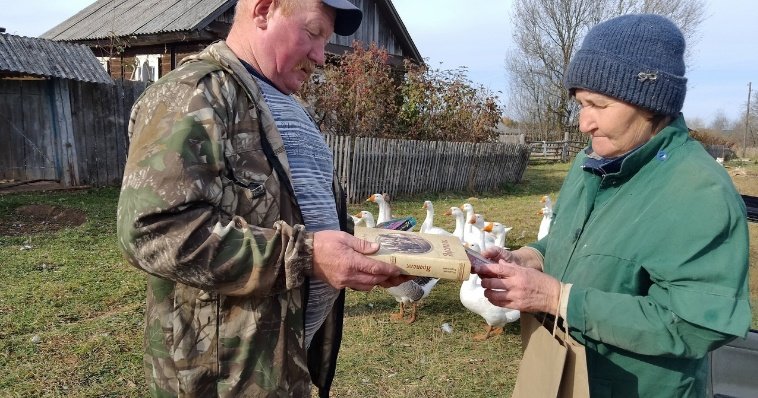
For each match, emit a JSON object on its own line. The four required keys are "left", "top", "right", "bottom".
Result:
{"left": 0, "top": 78, "right": 146, "bottom": 187}
{"left": 69, "top": 80, "right": 146, "bottom": 186}
{"left": 326, "top": 135, "right": 531, "bottom": 204}
{"left": 527, "top": 140, "right": 586, "bottom": 162}
{"left": 0, "top": 80, "right": 58, "bottom": 182}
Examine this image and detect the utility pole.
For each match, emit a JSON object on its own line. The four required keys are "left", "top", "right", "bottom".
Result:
{"left": 744, "top": 82, "right": 752, "bottom": 159}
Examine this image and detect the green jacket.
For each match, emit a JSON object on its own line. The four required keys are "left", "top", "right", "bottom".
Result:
{"left": 530, "top": 116, "right": 751, "bottom": 397}
{"left": 117, "top": 41, "right": 349, "bottom": 398}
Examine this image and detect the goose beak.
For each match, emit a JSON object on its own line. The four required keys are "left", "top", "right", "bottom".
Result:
{"left": 443, "top": 209, "right": 452, "bottom": 216}
{"left": 540, "top": 195, "right": 548, "bottom": 203}
{"left": 422, "top": 202, "right": 428, "bottom": 209}
{"left": 366, "top": 195, "right": 375, "bottom": 202}
{"left": 468, "top": 216, "right": 476, "bottom": 224}
{"left": 353, "top": 212, "right": 363, "bottom": 218}
{"left": 483, "top": 222, "right": 493, "bottom": 232}
{"left": 537, "top": 209, "right": 544, "bottom": 215}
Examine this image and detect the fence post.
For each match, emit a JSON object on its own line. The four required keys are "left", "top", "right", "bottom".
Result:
{"left": 562, "top": 131, "right": 570, "bottom": 162}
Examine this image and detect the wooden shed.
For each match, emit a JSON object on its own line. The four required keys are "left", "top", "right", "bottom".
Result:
{"left": 41, "top": 0, "right": 423, "bottom": 81}
{"left": 0, "top": 33, "right": 129, "bottom": 188}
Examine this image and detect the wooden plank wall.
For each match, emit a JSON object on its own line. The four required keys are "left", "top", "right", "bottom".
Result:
{"left": 329, "top": 0, "right": 402, "bottom": 57}
{"left": 325, "top": 135, "right": 531, "bottom": 204}
{"left": 0, "top": 78, "right": 145, "bottom": 186}
{"left": 0, "top": 79, "right": 58, "bottom": 182}
{"left": 68, "top": 79, "right": 145, "bottom": 186}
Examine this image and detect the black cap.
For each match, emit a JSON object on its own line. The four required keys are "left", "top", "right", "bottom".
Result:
{"left": 321, "top": 0, "right": 362, "bottom": 36}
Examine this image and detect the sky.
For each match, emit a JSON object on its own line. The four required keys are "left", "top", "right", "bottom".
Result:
{"left": 2, "top": 0, "right": 756, "bottom": 125}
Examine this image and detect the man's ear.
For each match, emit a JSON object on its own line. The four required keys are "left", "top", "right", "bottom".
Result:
{"left": 252, "top": 0, "right": 275, "bottom": 29}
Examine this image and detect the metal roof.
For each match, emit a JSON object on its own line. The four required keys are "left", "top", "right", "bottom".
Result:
{"left": 39, "top": 0, "right": 422, "bottom": 64}
{"left": 380, "top": 0, "right": 421, "bottom": 63}
{"left": 0, "top": 34, "right": 112, "bottom": 84}
{"left": 41, "top": 0, "right": 235, "bottom": 42}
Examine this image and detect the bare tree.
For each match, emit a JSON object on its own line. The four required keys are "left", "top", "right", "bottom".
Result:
{"left": 506, "top": 0, "right": 706, "bottom": 139}
{"left": 687, "top": 116, "right": 707, "bottom": 131}
{"left": 709, "top": 109, "right": 733, "bottom": 133}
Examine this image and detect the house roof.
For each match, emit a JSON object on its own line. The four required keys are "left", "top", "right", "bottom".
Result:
{"left": 41, "top": 0, "right": 235, "bottom": 42}
{"left": 0, "top": 33, "right": 112, "bottom": 84}
{"left": 40, "top": 0, "right": 422, "bottom": 64}
{"left": 381, "top": 0, "right": 421, "bottom": 62}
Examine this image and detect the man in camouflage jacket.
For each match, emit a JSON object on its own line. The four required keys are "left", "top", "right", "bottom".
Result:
{"left": 117, "top": 1, "right": 408, "bottom": 396}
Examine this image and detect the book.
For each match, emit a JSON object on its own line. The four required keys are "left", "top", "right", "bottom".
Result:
{"left": 354, "top": 226, "right": 472, "bottom": 281}
{"left": 465, "top": 247, "right": 496, "bottom": 269}
{"left": 374, "top": 217, "right": 417, "bottom": 231}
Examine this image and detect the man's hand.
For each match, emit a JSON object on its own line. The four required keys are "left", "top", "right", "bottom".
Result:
{"left": 312, "top": 230, "right": 412, "bottom": 291}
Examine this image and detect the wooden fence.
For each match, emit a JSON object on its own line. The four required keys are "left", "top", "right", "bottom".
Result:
{"left": 0, "top": 78, "right": 146, "bottom": 187}
{"left": 526, "top": 139, "right": 586, "bottom": 162}
{"left": 1, "top": 80, "right": 531, "bottom": 201}
{"left": 325, "top": 135, "right": 531, "bottom": 204}
{"left": 68, "top": 80, "right": 145, "bottom": 186}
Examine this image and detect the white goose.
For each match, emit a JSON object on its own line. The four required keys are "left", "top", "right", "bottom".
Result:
{"left": 465, "top": 242, "right": 482, "bottom": 253}
{"left": 460, "top": 272, "right": 521, "bottom": 341}
{"left": 538, "top": 195, "right": 554, "bottom": 240}
{"left": 469, "top": 213, "right": 489, "bottom": 251}
{"left": 352, "top": 211, "right": 376, "bottom": 228}
{"left": 541, "top": 194, "right": 553, "bottom": 211}
{"left": 461, "top": 203, "right": 476, "bottom": 238}
{"left": 367, "top": 193, "right": 392, "bottom": 224}
{"left": 386, "top": 277, "right": 439, "bottom": 324}
{"left": 444, "top": 206, "right": 466, "bottom": 243}
{"left": 420, "top": 200, "right": 452, "bottom": 236}
{"left": 485, "top": 222, "right": 513, "bottom": 249}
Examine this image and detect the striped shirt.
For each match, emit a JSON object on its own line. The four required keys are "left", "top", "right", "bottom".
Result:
{"left": 250, "top": 70, "right": 340, "bottom": 349}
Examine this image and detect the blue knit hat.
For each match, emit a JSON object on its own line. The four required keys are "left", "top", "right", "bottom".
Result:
{"left": 564, "top": 14, "right": 687, "bottom": 116}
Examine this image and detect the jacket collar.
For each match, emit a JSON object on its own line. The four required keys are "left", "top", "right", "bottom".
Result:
{"left": 581, "top": 114, "right": 689, "bottom": 180}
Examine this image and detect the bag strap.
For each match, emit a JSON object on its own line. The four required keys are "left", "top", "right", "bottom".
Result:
{"left": 552, "top": 282, "right": 564, "bottom": 337}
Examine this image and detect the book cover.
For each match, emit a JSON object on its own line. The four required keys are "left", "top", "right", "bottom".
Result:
{"left": 374, "top": 217, "right": 417, "bottom": 231}
{"left": 354, "top": 227, "right": 472, "bottom": 281}
{"left": 465, "top": 248, "right": 496, "bottom": 269}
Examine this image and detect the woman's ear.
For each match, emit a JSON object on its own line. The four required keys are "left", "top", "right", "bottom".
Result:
{"left": 252, "top": 0, "right": 275, "bottom": 29}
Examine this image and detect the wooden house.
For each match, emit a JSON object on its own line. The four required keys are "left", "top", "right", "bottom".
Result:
{"left": 41, "top": 0, "right": 423, "bottom": 81}
{"left": 0, "top": 33, "right": 125, "bottom": 187}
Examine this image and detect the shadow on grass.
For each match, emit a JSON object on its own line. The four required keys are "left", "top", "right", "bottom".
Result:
{"left": 343, "top": 281, "right": 523, "bottom": 338}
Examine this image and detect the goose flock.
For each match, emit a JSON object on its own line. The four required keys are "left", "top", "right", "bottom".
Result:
{"left": 354, "top": 193, "right": 555, "bottom": 339}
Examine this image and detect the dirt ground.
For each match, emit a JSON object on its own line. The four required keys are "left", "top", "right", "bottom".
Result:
{"left": 728, "top": 165, "right": 758, "bottom": 196}
{"left": 0, "top": 204, "right": 87, "bottom": 236}
{"left": 0, "top": 180, "right": 68, "bottom": 195}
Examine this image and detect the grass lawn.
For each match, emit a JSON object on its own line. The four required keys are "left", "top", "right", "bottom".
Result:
{"left": 0, "top": 161, "right": 755, "bottom": 397}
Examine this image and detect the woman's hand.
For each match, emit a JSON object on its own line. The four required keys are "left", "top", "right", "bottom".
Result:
{"left": 474, "top": 259, "right": 561, "bottom": 315}
{"left": 481, "top": 246, "right": 545, "bottom": 271}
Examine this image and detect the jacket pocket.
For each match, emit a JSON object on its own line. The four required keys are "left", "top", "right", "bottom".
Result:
{"left": 171, "top": 284, "right": 220, "bottom": 391}
{"left": 223, "top": 135, "right": 281, "bottom": 227}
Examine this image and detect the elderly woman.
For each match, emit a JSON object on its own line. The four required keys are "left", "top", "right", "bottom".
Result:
{"left": 477, "top": 14, "right": 751, "bottom": 398}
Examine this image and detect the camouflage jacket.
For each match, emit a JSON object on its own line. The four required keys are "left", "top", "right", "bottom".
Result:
{"left": 117, "top": 41, "right": 350, "bottom": 398}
